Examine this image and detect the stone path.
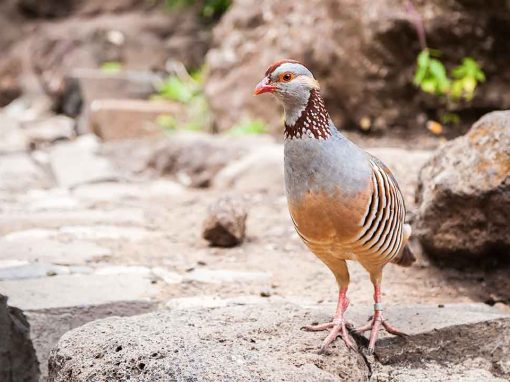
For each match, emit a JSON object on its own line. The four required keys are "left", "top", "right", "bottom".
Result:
{"left": 1, "top": 109, "right": 509, "bottom": 380}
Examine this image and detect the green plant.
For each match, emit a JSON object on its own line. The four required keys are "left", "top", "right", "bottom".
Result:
{"left": 408, "top": 1, "right": 486, "bottom": 129}
{"left": 152, "top": 66, "right": 212, "bottom": 132}
{"left": 450, "top": 57, "right": 485, "bottom": 101}
{"left": 100, "top": 61, "right": 122, "bottom": 74}
{"left": 156, "top": 76, "right": 197, "bottom": 103}
{"left": 413, "top": 49, "right": 450, "bottom": 96}
{"left": 228, "top": 119, "right": 267, "bottom": 135}
{"left": 413, "top": 50, "right": 485, "bottom": 102}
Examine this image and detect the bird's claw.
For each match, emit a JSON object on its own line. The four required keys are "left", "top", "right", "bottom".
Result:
{"left": 301, "top": 319, "right": 354, "bottom": 332}
{"left": 303, "top": 319, "right": 356, "bottom": 353}
{"left": 355, "top": 312, "right": 408, "bottom": 353}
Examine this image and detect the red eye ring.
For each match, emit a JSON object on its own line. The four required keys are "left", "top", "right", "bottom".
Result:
{"left": 279, "top": 72, "right": 294, "bottom": 82}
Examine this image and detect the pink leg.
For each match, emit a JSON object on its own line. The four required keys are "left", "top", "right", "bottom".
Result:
{"left": 302, "top": 288, "right": 355, "bottom": 352}
{"left": 355, "top": 284, "right": 408, "bottom": 354}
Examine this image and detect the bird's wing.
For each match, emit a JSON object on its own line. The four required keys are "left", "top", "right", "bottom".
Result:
{"left": 367, "top": 154, "right": 406, "bottom": 211}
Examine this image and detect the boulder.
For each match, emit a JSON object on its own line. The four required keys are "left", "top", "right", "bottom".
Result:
{"left": 415, "top": 111, "right": 510, "bottom": 260}
{"left": 0, "top": 294, "right": 39, "bottom": 382}
{"left": 202, "top": 197, "right": 248, "bottom": 247}
{"left": 89, "top": 99, "right": 177, "bottom": 141}
{"left": 205, "top": 0, "right": 510, "bottom": 133}
{"left": 148, "top": 133, "right": 250, "bottom": 188}
{"left": 28, "top": 301, "right": 155, "bottom": 381}
{"left": 48, "top": 302, "right": 370, "bottom": 382}
{"left": 47, "top": 301, "right": 510, "bottom": 382}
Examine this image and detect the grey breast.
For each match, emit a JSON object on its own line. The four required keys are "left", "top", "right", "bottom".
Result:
{"left": 283, "top": 134, "right": 372, "bottom": 202}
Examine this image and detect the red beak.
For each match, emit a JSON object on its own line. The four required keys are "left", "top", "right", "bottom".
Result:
{"left": 254, "top": 77, "right": 276, "bottom": 95}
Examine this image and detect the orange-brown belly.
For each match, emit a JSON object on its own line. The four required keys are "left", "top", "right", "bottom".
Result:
{"left": 287, "top": 187, "right": 371, "bottom": 257}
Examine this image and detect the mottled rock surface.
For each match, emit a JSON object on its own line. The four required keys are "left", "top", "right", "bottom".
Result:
{"left": 415, "top": 111, "right": 510, "bottom": 260}
{"left": 48, "top": 302, "right": 370, "bottom": 382}
{"left": 28, "top": 301, "right": 156, "bottom": 381}
{"left": 0, "top": 294, "right": 39, "bottom": 382}
{"left": 47, "top": 302, "right": 510, "bottom": 382}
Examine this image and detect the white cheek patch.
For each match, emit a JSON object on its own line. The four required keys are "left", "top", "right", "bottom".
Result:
{"left": 297, "top": 76, "right": 320, "bottom": 90}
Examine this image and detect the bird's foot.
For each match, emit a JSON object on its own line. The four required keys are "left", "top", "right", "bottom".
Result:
{"left": 355, "top": 308, "right": 408, "bottom": 354}
{"left": 302, "top": 318, "right": 355, "bottom": 353}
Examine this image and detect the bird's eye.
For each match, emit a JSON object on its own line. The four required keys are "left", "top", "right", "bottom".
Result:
{"left": 280, "top": 72, "right": 294, "bottom": 82}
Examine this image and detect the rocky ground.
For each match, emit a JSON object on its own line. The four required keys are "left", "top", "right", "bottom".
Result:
{"left": 1, "top": 91, "right": 509, "bottom": 380}
{"left": 1, "top": 1, "right": 509, "bottom": 379}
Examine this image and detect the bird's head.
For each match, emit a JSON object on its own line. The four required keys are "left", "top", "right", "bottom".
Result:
{"left": 254, "top": 59, "right": 319, "bottom": 108}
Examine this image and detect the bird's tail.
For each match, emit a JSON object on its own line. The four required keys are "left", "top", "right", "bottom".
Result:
{"left": 392, "top": 244, "right": 416, "bottom": 267}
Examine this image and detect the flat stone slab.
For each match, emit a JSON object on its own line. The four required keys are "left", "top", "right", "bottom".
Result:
{"left": 0, "top": 262, "right": 92, "bottom": 280}
{"left": 49, "top": 135, "right": 118, "bottom": 187}
{"left": 47, "top": 301, "right": 510, "bottom": 382}
{"left": 89, "top": 99, "right": 177, "bottom": 141}
{"left": 0, "top": 273, "right": 158, "bottom": 310}
{"left": 0, "top": 208, "right": 145, "bottom": 234}
{"left": 0, "top": 153, "right": 49, "bottom": 192}
{"left": 0, "top": 237, "right": 111, "bottom": 265}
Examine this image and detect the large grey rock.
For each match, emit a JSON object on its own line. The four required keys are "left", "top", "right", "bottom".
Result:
{"left": 0, "top": 294, "right": 39, "bottom": 382}
{"left": 415, "top": 111, "right": 510, "bottom": 260}
{"left": 47, "top": 301, "right": 510, "bottom": 382}
{"left": 29, "top": 301, "right": 156, "bottom": 381}
{"left": 206, "top": 0, "right": 510, "bottom": 133}
{"left": 48, "top": 302, "right": 370, "bottom": 382}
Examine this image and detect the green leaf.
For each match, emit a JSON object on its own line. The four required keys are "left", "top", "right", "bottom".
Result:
{"left": 228, "top": 119, "right": 267, "bottom": 135}
{"left": 100, "top": 61, "right": 122, "bottom": 74}
{"left": 429, "top": 59, "right": 447, "bottom": 80}
{"left": 156, "top": 114, "right": 177, "bottom": 131}
{"left": 419, "top": 79, "right": 434, "bottom": 94}
{"left": 157, "top": 76, "right": 195, "bottom": 103}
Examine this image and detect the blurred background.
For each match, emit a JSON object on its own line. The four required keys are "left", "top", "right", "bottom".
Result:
{"left": 0, "top": 1, "right": 509, "bottom": 381}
